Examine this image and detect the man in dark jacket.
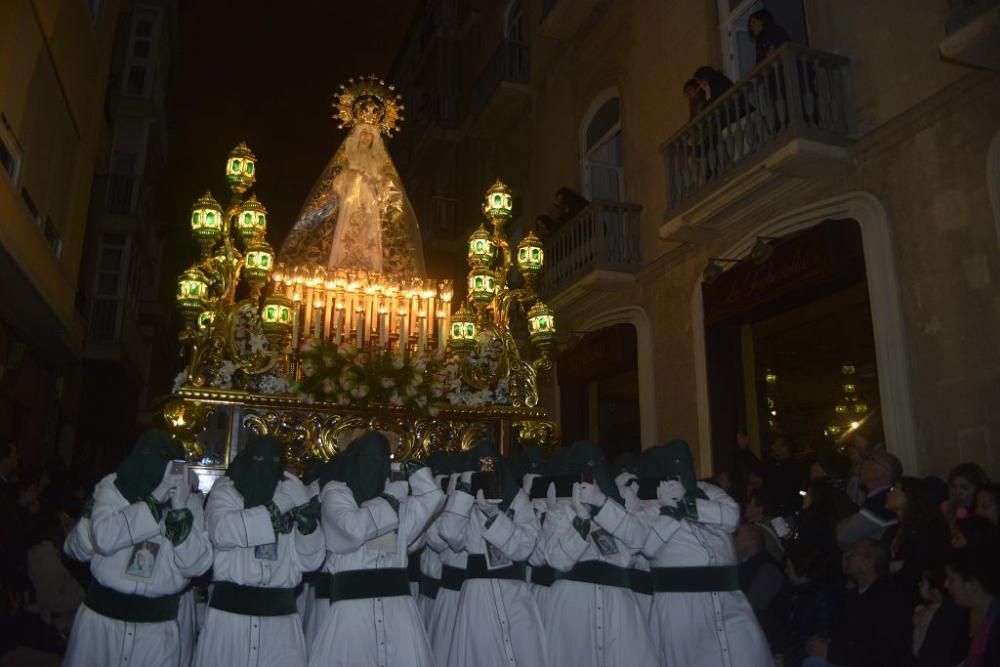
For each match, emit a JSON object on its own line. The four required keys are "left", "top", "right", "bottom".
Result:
{"left": 836, "top": 449, "right": 902, "bottom": 549}
{"left": 808, "top": 538, "right": 911, "bottom": 666}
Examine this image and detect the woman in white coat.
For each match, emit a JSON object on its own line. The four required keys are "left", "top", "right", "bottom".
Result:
{"left": 640, "top": 441, "right": 773, "bottom": 667}
{"left": 438, "top": 444, "right": 548, "bottom": 667}
{"left": 64, "top": 430, "right": 213, "bottom": 667}
{"left": 541, "top": 442, "right": 658, "bottom": 667}
{"left": 308, "top": 431, "right": 444, "bottom": 667}
{"left": 193, "top": 434, "right": 325, "bottom": 667}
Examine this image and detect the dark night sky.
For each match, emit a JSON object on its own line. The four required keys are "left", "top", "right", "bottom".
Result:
{"left": 162, "top": 0, "right": 421, "bottom": 286}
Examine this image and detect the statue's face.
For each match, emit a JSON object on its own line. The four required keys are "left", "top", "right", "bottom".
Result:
{"left": 359, "top": 127, "right": 375, "bottom": 148}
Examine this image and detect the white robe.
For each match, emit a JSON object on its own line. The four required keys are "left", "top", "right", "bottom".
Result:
{"left": 192, "top": 476, "right": 325, "bottom": 667}
{"left": 438, "top": 489, "right": 548, "bottom": 667}
{"left": 541, "top": 498, "right": 658, "bottom": 667}
{"left": 64, "top": 474, "right": 213, "bottom": 667}
{"left": 642, "top": 482, "right": 773, "bottom": 667}
{"left": 426, "top": 540, "right": 465, "bottom": 667}
{"left": 417, "top": 523, "right": 444, "bottom": 626}
{"left": 308, "top": 467, "right": 444, "bottom": 667}
{"left": 527, "top": 497, "right": 554, "bottom": 610}
{"left": 178, "top": 491, "right": 206, "bottom": 667}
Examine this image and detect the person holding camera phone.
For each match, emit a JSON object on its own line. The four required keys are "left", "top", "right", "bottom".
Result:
{"left": 540, "top": 441, "right": 658, "bottom": 667}
{"left": 193, "top": 433, "right": 324, "bottom": 667}
{"left": 63, "top": 430, "right": 213, "bottom": 667}
{"left": 309, "top": 431, "right": 444, "bottom": 667}
{"left": 437, "top": 441, "right": 548, "bottom": 667}
{"left": 640, "top": 440, "right": 772, "bottom": 667}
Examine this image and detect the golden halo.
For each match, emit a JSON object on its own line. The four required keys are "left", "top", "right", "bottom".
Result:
{"left": 333, "top": 74, "right": 405, "bottom": 138}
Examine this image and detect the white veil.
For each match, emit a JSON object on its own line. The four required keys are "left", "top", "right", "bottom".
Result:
{"left": 278, "top": 124, "right": 426, "bottom": 278}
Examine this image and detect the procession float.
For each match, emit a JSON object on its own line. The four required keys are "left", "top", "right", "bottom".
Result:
{"left": 162, "top": 76, "right": 559, "bottom": 486}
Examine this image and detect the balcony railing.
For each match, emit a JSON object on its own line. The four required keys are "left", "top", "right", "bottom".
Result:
{"left": 469, "top": 40, "right": 529, "bottom": 122}
{"left": 96, "top": 172, "right": 136, "bottom": 215}
{"left": 541, "top": 200, "right": 642, "bottom": 298}
{"left": 662, "top": 44, "right": 851, "bottom": 216}
{"left": 87, "top": 295, "right": 121, "bottom": 342}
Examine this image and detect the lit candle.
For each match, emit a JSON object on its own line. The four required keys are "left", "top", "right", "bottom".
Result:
{"left": 313, "top": 297, "right": 323, "bottom": 340}
{"left": 417, "top": 311, "right": 427, "bottom": 355}
{"left": 398, "top": 308, "right": 408, "bottom": 353}
{"left": 379, "top": 307, "right": 389, "bottom": 348}
{"left": 291, "top": 294, "right": 301, "bottom": 349}
{"left": 334, "top": 302, "right": 344, "bottom": 346}
{"left": 436, "top": 310, "right": 446, "bottom": 351}
{"left": 355, "top": 306, "right": 365, "bottom": 348}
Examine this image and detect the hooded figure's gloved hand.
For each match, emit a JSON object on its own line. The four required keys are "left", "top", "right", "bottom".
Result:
{"left": 447, "top": 473, "right": 460, "bottom": 495}
{"left": 546, "top": 481, "right": 558, "bottom": 511}
{"left": 456, "top": 471, "right": 474, "bottom": 495}
{"left": 400, "top": 459, "right": 425, "bottom": 478}
{"left": 384, "top": 480, "right": 410, "bottom": 504}
{"left": 571, "top": 482, "right": 591, "bottom": 520}
{"left": 281, "top": 472, "right": 310, "bottom": 507}
{"left": 171, "top": 473, "right": 191, "bottom": 510}
{"left": 272, "top": 476, "right": 303, "bottom": 515}
{"left": 577, "top": 481, "right": 606, "bottom": 509}
{"left": 151, "top": 462, "right": 178, "bottom": 503}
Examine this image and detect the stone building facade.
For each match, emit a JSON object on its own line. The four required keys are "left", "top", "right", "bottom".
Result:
{"left": 0, "top": 0, "right": 123, "bottom": 467}
{"left": 392, "top": 0, "right": 1000, "bottom": 478}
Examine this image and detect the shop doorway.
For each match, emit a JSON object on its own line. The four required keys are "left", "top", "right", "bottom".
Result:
{"left": 703, "top": 219, "right": 883, "bottom": 470}
{"left": 557, "top": 323, "right": 641, "bottom": 461}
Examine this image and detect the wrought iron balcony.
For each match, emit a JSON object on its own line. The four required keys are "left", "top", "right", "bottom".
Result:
{"left": 469, "top": 40, "right": 530, "bottom": 134}
{"left": 940, "top": 0, "right": 1000, "bottom": 70}
{"left": 541, "top": 200, "right": 642, "bottom": 301}
{"left": 660, "top": 44, "right": 853, "bottom": 241}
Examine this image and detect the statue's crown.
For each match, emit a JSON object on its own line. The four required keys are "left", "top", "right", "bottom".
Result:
{"left": 334, "top": 74, "right": 404, "bottom": 137}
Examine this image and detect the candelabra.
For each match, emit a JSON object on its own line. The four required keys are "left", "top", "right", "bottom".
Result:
{"left": 447, "top": 179, "right": 557, "bottom": 408}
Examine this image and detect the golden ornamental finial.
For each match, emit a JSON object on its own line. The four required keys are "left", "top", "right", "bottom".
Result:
{"left": 333, "top": 74, "right": 405, "bottom": 138}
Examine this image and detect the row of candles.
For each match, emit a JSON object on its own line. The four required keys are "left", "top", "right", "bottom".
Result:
{"left": 276, "top": 279, "right": 455, "bottom": 355}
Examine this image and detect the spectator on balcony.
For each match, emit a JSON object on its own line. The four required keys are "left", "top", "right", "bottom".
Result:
{"left": 941, "top": 462, "right": 989, "bottom": 525}
{"left": 683, "top": 78, "right": 706, "bottom": 120}
{"left": 692, "top": 66, "right": 733, "bottom": 106}
{"left": 749, "top": 9, "right": 790, "bottom": 65}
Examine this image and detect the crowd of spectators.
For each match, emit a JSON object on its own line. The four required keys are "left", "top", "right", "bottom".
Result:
{"left": 720, "top": 432, "right": 1000, "bottom": 666}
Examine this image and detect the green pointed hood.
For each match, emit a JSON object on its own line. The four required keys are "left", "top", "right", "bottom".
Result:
{"left": 115, "top": 429, "right": 177, "bottom": 503}
{"left": 344, "top": 431, "right": 391, "bottom": 504}
{"left": 568, "top": 440, "right": 622, "bottom": 504}
{"left": 227, "top": 434, "right": 284, "bottom": 508}
{"left": 641, "top": 440, "right": 706, "bottom": 499}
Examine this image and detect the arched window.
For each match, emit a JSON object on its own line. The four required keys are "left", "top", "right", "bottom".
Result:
{"left": 582, "top": 94, "right": 623, "bottom": 202}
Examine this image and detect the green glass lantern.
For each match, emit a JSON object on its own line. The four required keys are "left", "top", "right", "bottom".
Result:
{"left": 483, "top": 178, "right": 513, "bottom": 220}
{"left": 467, "top": 224, "right": 496, "bottom": 268}
{"left": 516, "top": 230, "right": 544, "bottom": 281}
{"left": 448, "top": 304, "right": 477, "bottom": 351}
{"left": 527, "top": 300, "right": 557, "bottom": 346}
{"left": 190, "top": 191, "right": 223, "bottom": 255}
{"left": 261, "top": 293, "right": 293, "bottom": 339}
{"left": 236, "top": 195, "right": 267, "bottom": 245}
{"left": 467, "top": 267, "right": 496, "bottom": 306}
{"left": 243, "top": 239, "right": 275, "bottom": 288}
{"left": 226, "top": 141, "right": 257, "bottom": 193}
{"left": 176, "top": 268, "right": 210, "bottom": 320}
{"left": 197, "top": 310, "right": 215, "bottom": 330}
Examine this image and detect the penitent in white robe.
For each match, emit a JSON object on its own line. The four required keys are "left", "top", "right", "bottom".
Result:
{"left": 426, "top": 540, "right": 465, "bottom": 667}
{"left": 417, "top": 522, "right": 444, "bottom": 626}
{"left": 64, "top": 474, "right": 214, "bottom": 667}
{"left": 192, "top": 477, "right": 325, "bottom": 667}
{"left": 642, "top": 482, "right": 773, "bottom": 667}
{"left": 541, "top": 499, "right": 658, "bottom": 667}
{"left": 178, "top": 491, "right": 206, "bottom": 667}
{"left": 439, "top": 489, "right": 548, "bottom": 667}
{"left": 308, "top": 467, "right": 444, "bottom": 667}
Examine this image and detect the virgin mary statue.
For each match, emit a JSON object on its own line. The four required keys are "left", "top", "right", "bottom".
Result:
{"left": 278, "top": 77, "right": 425, "bottom": 278}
